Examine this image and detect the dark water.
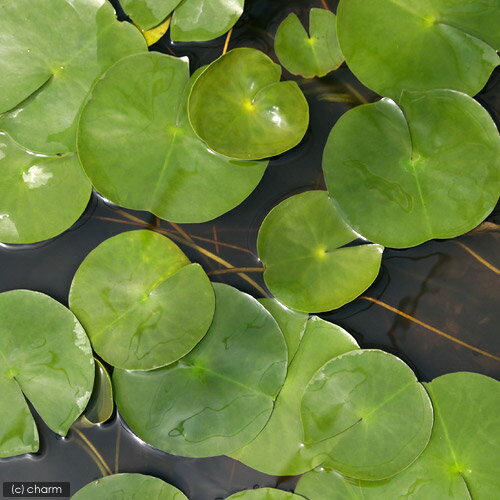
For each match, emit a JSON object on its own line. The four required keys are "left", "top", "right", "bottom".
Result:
{"left": 0, "top": 0, "right": 499, "bottom": 498}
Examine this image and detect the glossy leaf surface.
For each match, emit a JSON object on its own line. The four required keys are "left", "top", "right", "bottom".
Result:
{"left": 275, "top": 9, "right": 343, "bottom": 78}
{"left": 188, "top": 48, "right": 309, "bottom": 160}
{"left": 324, "top": 90, "right": 500, "bottom": 248}
{"left": 114, "top": 283, "right": 287, "bottom": 458}
{"left": 232, "top": 317, "right": 359, "bottom": 475}
{"left": 301, "top": 349, "right": 433, "bottom": 480}
{"left": 83, "top": 359, "right": 114, "bottom": 425}
{"left": 78, "top": 52, "right": 266, "bottom": 223}
{"left": 226, "top": 488, "right": 302, "bottom": 500}
{"left": 72, "top": 473, "right": 187, "bottom": 499}
{"left": 257, "top": 190, "right": 383, "bottom": 312}
{"left": 0, "top": 290, "right": 94, "bottom": 458}
{"left": 337, "top": 0, "right": 500, "bottom": 98}
{"left": 0, "top": 132, "right": 91, "bottom": 244}
{"left": 0, "top": 0, "right": 146, "bottom": 154}
{"left": 70, "top": 230, "right": 215, "bottom": 371}
{"left": 296, "top": 372, "right": 500, "bottom": 499}
{"left": 120, "top": 0, "right": 181, "bottom": 30}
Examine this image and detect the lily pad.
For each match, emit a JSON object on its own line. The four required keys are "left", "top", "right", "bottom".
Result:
{"left": 301, "top": 349, "right": 433, "bottom": 480}
{"left": 232, "top": 317, "right": 359, "bottom": 476}
{"left": 188, "top": 48, "right": 309, "bottom": 160}
{"left": 0, "top": 132, "right": 92, "bottom": 244}
{"left": 337, "top": 0, "right": 500, "bottom": 98}
{"left": 83, "top": 359, "right": 114, "bottom": 425}
{"left": 296, "top": 372, "right": 500, "bottom": 499}
{"left": 323, "top": 89, "right": 500, "bottom": 248}
{"left": 0, "top": 290, "right": 94, "bottom": 458}
{"left": 113, "top": 283, "right": 287, "bottom": 458}
{"left": 69, "top": 230, "right": 215, "bottom": 371}
{"left": 275, "top": 9, "right": 344, "bottom": 78}
{"left": 257, "top": 190, "right": 383, "bottom": 313}
{"left": 72, "top": 473, "right": 187, "bottom": 499}
{"left": 0, "top": 0, "right": 146, "bottom": 154}
{"left": 78, "top": 52, "right": 267, "bottom": 223}
{"left": 120, "top": 0, "right": 181, "bottom": 31}
{"left": 226, "top": 488, "right": 302, "bottom": 500}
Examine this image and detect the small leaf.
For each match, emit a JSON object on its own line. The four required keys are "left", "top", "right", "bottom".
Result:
{"left": 82, "top": 359, "right": 114, "bottom": 425}
{"left": 226, "top": 488, "right": 303, "bottom": 500}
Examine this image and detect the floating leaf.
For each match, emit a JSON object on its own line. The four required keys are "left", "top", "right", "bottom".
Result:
{"left": 188, "top": 48, "right": 309, "bottom": 160}
{"left": 0, "top": 290, "right": 94, "bottom": 458}
{"left": 114, "top": 283, "right": 287, "bottom": 458}
{"left": 232, "top": 317, "right": 359, "bottom": 476}
{"left": 275, "top": 9, "right": 344, "bottom": 78}
{"left": 337, "top": 0, "right": 500, "bottom": 98}
{"left": 69, "top": 230, "right": 215, "bottom": 371}
{"left": 257, "top": 190, "right": 383, "bottom": 313}
{"left": 78, "top": 52, "right": 267, "bottom": 223}
{"left": 0, "top": 0, "right": 146, "bottom": 154}
{"left": 258, "top": 298, "right": 308, "bottom": 365}
{"left": 226, "top": 488, "right": 302, "bottom": 500}
{"left": 72, "top": 473, "right": 187, "bottom": 499}
{"left": 296, "top": 372, "right": 500, "bottom": 499}
{"left": 121, "top": 0, "right": 181, "bottom": 31}
{"left": 83, "top": 359, "right": 114, "bottom": 425}
{"left": 142, "top": 16, "right": 171, "bottom": 46}
{"left": 323, "top": 90, "right": 500, "bottom": 248}
{"left": 0, "top": 132, "right": 91, "bottom": 244}
{"left": 301, "top": 349, "right": 433, "bottom": 480}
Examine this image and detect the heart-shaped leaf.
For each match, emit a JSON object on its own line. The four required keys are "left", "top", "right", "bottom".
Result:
{"left": 188, "top": 48, "right": 309, "bottom": 160}
{"left": 337, "top": 0, "right": 500, "bottom": 98}
{"left": 275, "top": 9, "right": 344, "bottom": 78}
{"left": 113, "top": 283, "right": 287, "bottom": 458}
{"left": 301, "top": 349, "right": 433, "bottom": 480}
{"left": 232, "top": 317, "right": 359, "bottom": 476}
{"left": 0, "top": 0, "right": 146, "bottom": 154}
{"left": 0, "top": 132, "right": 91, "bottom": 244}
{"left": 72, "top": 473, "right": 187, "bottom": 499}
{"left": 69, "top": 230, "right": 215, "bottom": 371}
{"left": 323, "top": 90, "right": 500, "bottom": 248}
{"left": 0, "top": 290, "right": 94, "bottom": 458}
{"left": 78, "top": 52, "right": 267, "bottom": 223}
{"left": 82, "top": 359, "right": 114, "bottom": 426}
{"left": 226, "top": 488, "right": 302, "bottom": 500}
{"left": 296, "top": 372, "right": 500, "bottom": 499}
{"left": 257, "top": 190, "right": 383, "bottom": 313}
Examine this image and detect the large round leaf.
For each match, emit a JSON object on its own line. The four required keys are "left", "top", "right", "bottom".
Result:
{"left": 226, "top": 488, "right": 302, "bottom": 500}
{"left": 0, "top": 290, "right": 94, "bottom": 458}
{"left": 232, "top": 317, "right": 359, "bottom": 476}
{"left": 188, "top": 48, "right": 309, "bottom": 160}
{"left": 275, "top": 9, "right": 344, "bottom": 78}
{"left": 69, "top": 230, "right": 215, "bottom": 371}
{"left": 257, "top": 190, "right": 383, "bottom": 313}
{"left": 337, "top": 0, "right": 500, "bottom": 98}
{"left": 301, "top": 349, "right": 433, "bottom": 480}
{"left": 324, "top": 90, "right": 500, "bottom": 248}
{"left": 296, "top": 372, "right": 500, "bottom": 499}
{"left": 78, "top": 52, "right": 266, "bottom": 223}
{"left": 113, "top": 283, "right": 288, "bottom": 458}
{"left": 72, "top": 473, "right": 187, "bottom": 499}
{"left": 0, "top": 0, "right": 146, "bottom": 154}
{"left": 0, "top": 132, "right": 91, "bottom": 244}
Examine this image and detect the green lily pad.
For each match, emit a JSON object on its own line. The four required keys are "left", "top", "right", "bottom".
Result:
{"left": 72, "top": 473, "right": 187, "bottom": 499}
{"left": 83, "top": 359, "right": 114, "bottom": 425}
{"left": 120, "top": 0, "right": 181, "bottom": 31}
{"left": 257, "top": 190, "right": 383, "bottom": 313}
{"left": 323, "top": 89, "right": 500, "bottom": 248}
{"left": 188, "top": 48, "right": 309, "bottom": 160}
{"left": 69, "top": 230, "right": 215, "bottom": 371}
{"left": 301, "top": 349, "right": 433, "bottom": 480}
{"left": 0, "top": 0, "right": 146, "bottom": 154}
{"left": 0, "top": 132, "right": 92, "bottom": 244}
{"left": 337, "top": 0, "right": 500, "bottom": 98}
{"left": 275, "top": 9, "right": 344, "bottom": 78}
{"left": 0, "top": 290, "right": 94, "bottom": 458}
{"left": 258, "top": 298, "right": 308, "bottom": 365}
{"left": 296, "top": 372, "right": 500, "bottom": 499}
{"left": 232, "top": 317, "right": 359, "bottom": 476}
{"left": 226, "top": 488, "right": 302, "bottom": 500}
{"left": 78, "top": 52, "right": 267, "bottom": 223}
{"left": 113, "top": 283, "right": 287, "bottom": 458}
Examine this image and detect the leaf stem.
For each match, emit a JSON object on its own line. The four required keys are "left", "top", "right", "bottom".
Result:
{"left": 222, "top": 28, "right": 233, "bottom": 55}
{"left": 453, "top": 241, "right": 499, "bottom": 274}
{"left": 73, "top": 428, "right": 113, "bottom": 476}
